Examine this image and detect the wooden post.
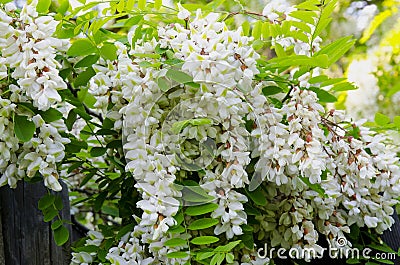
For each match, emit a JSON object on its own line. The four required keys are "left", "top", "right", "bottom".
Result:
{"left": 0, "top": 201, "right": 4, "bottom": 265}
{"left": 0, "top": 181, "right": 71, "bottom": 265}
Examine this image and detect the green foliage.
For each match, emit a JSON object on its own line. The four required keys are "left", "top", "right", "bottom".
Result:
{"left": 38, "top": 192, "right": 69, "bottom": 246}
{"left": 185, "top": 203, "right": 219, "bottom": 216}
{"left": 3, "top": 0, "right": 399, "bottom": 263}
{"left": 191, "top": 236, "right": 220, "bottom": 245}
{"left": 13, "top": 114, "right": 36, "bottom": 142}
{"left": 188, "top": 218, "right": 219, "bottom": 230}
{"left": 67, "top": 39, "right": 97, "bottom": 57}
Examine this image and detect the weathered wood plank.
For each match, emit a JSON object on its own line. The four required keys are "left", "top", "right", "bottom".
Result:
{"left": 0, "top": 199, "right": 4, "bottom": 265}
{"left": 382, "top": 209, "right": 400, "bottom": 264}
{"left": 0, "top": 181, "right": 71, "bottom": 265}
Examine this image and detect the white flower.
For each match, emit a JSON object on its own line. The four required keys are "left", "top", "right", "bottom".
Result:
{"left": 177, "top": 3, "right": 190, "bottom": 20}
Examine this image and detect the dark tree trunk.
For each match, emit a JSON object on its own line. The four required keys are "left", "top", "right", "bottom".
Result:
{"left": 0, "top": 181, "right": 72, "bottom": 265}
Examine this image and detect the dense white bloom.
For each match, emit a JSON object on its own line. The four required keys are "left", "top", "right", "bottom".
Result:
{"left": 71, "top": 2, "right": 400, "bottom": 264}
{"left": 346, "top": 58, "right": 379, "bottom": 120}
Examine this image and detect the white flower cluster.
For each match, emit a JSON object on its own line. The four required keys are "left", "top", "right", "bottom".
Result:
{"left": 76, "top": 4, "right": 400, "bottom": 265}
{"left": 251, "top": 87, "right": 400, "bottom": 253}
{"left": 0, "top": 1, "right": 70, "bottom": 191}
{"left": 346, "top": 58, "right": 379, "bottom": 120}
{"left": 262, "top": 0, "right": 322, "bottom": 57}
{"left": 0, "top": 101, "right": 69, "bottom": 191}
{"left": 0, "top": 0, "right": 68, "bottom": 110}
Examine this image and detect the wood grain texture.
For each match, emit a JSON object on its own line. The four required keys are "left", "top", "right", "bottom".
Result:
{"left": 0, "top": 200, "right": 4, "bottom": 265}
{"left": 0, "top": 181, "right": 71, "bottom": 265}
{"left": 382, "top": 209, "right": 400, "bottom": 264}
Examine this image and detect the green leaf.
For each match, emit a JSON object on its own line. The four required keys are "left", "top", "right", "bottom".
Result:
{"left": 116, "top": 0, "right": 125, "bottom": 12}
{"left": 330, "top": 82, "right": 357, "bottom": 92}
{"left": 320, "top": 78, "right": 347, "bottom": 87}
{"left": 296, "top": 0, "right": 320, "bottom": 11}
{"left": 51, "top": 220, "right": 63, "bottom": 230}
{"left": 289, "top": 10, "right": 317, "bottom": 25}
{"left": 171, "top": 118, "right": 212, "bottom": 134}
{"left": 94, "top": 192, "right": 108, "bottom": 212}
{"left": 97, "top": 129, "right": 118, "bottom": 135}
{"left": 308, "top": 87, "right": 337, "bottom": 103}
{"left": 375, "top": 113, "right": 390, "bottom": 126}
{"left": 116, "top": 223, "right": 135, "bottom": 240}
{"left": 101, "top": 205, "right": 119, "bottom": 217}
{"left": 54, "top": 195, "right": 63, "bottom": 211}
{"left": 168, "top": 226, "right": 186, "bottom": 234}
{"left": 75, "top": 54, "right": 100, "bottom": 68}
{"left": 90, "top": 147, "right": 107, "bottom": 157}
{"left": 40, "top": 108, "right": 63, "bottom": 123}
{"left": 197, "top": 251, "right": 214, "bottom": 260}
{"left": 38, "top": 194, "right": 56, "bottom": 210}
{"left": 210, "top": 253, "right": 225, "bottom": 265}
{"left": 57, "top": 0, "right": 70, "bottom": 14}
{"left": 369, "top": 244, "right": 395, "bottom": 253}
{"left": 73, "top": 107, "right": 92, "bottom": 121}
{"left": 43, "top": 208, "right": 59, "bottom": 222}
{"left": 36, "top": 0, "right": 52, "bottom": 13}
{"left": 262, "top": 86, "right": 283, "bottom": 96}
{"left": 185, "top": 203, "right": 218, "bottom": 216}
{"left": 315, "top": 36, "right": 355, "bottom": 66}
{"left": 188, "top": 218, "right": 219, "bottom": 230}
{"left": 157, "top": 77, "right": 171, "bottom": 92}
{"left": 66, "top": 110, "right": 77, "bottom": 131}
{"left": 181, "top": 185, "right": 215, "bottom": 203}
{"left": 245, "top": 187, "right": 267, "bottom": 206}
{"left": 226, "top": 253, "right": 234, "bottom": 263}
{"left": 308, "top": 75, "right": 329, "bottom": 84}
{"left": 191, "top": 236, "right": 219, "bottom": 245}
{"left": 164, "top": 238, "right": 187, "bottom": 247}
{"left": 74, "top": 67, "right": 96, "bottom": 87}
{"left": 106, "top": 139, "right": 122, "bottom": 148}
{"left": 242, "top": 20, "right": 250, "bottom": 36}
{"left": 54, "top": 225, "right": 69, "bottom": 246}
{"left": 241, "top": 233, "right": 254, "bottom": 249}
{"left": 252, "top": 21, "right": 262, "bottom": 40}
{"left": 14, "top": 114, "right": 36, "bottom": 142}
{"left": 299, "top": 176, "right": 328, "bottom": 198}
{"left": 166, "top": 251, "right": 189, "bottom": 259}
{"left": 394, "top": 116, "right": 400, "bottom": 129}
{"left": 138, "top": 0, "right": 146, "bottom": 9}
{"left": 214, "top": 240, "right": 241, "bottom": 252}
{"left": 67, "top": 39, "right": 97, "bottom": 57}
{"left": 166, "top": 69, "right": 193, "bottom": 84}
{"left": 100, "top": 43, "right": 118, "bottom": 61}
{"left": 154, "top": 0, "right": 162, "bottom": 9}
{"left": 268, "top": 54, "right": 329, "bottom": 69}
{"left": 274, "top": 43, "right": 286, "bottom": 58}
{"left": 252, "top": 39, "right": 264, "bottom": 50}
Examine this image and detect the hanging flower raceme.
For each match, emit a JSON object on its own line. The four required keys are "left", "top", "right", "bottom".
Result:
{"left": 1, "top": 1, "right": 399, "bottom": 264}
{"left": 74, "top": 4, "right": 400, "bottom": 265}
{"left": 0, "top": 0, "right": 69, "bottom": 191}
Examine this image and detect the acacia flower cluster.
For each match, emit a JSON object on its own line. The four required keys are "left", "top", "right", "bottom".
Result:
{"left": 1, "top": 1, "right": 399, "bottom": 264}
{"left": 74, "top": 4, "right": 400, "bottom": 265}
{"left": 0, "top": 0, "right": 69, "bottom": 191}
